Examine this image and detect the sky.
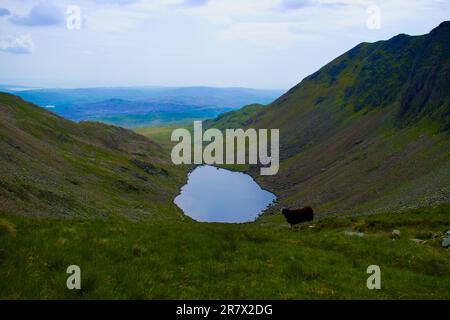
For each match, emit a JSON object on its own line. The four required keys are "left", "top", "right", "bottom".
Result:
{"left": 0, "top": 0, "right": 449, "bottom": 90}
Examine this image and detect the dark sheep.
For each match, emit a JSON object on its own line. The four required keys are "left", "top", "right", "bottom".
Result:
{"left": 282, "top": 207, "right": 314, "bottom": 228}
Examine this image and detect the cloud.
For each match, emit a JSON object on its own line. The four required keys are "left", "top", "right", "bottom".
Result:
{"left": 0, "top": 35, "right": 34, "bottom": 54}
{"left": 182, "top": 0, "right": 209, "bottom": 7}
{"left": 279, "top": 0, "right": 349, "bottom": 11}
{"left": 182, "top": 0, "right": 278, "bottom": 24}
{"left": 93, "top": 0, "right": 141, "bottom": 5}
{"left": 0, "top": 8, "right": 11, "bottom": 17}
{"left": 9, "top": 1, "right": 64, "bottom": 26}
{"left": 218, "top": 22, "right": 311, "bottom": 48}
{"left": 280, "top": 0, "right": 317, "bottom": 10}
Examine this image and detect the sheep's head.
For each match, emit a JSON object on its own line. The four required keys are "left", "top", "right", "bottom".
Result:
{"left": 281, "top": 208, "right": 289, "bottom": 216}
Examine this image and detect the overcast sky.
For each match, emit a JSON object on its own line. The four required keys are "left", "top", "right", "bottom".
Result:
{"left": 0, "top": 0, "right": 448, "bottom": 89}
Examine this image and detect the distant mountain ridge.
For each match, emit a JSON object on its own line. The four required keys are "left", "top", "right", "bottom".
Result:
{"left": 0, "top": 86, "right": 283, "bottom": 128}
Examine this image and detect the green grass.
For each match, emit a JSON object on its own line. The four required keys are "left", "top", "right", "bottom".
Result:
{"left": 1, "top": 204, "right": 449, "bottom": 299}
{"left": 134, "top": 125, "right": 187, "bottom": 150}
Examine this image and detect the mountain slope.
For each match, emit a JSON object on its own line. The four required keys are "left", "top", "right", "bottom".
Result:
{"left": 212, "top": 21, "right": 450, "bottom": 217}
{"left": 0, "top": 93, "right": 187, "bottom": 219}
{"left": 204, "top": 103, "right": 266, "bottom": 130}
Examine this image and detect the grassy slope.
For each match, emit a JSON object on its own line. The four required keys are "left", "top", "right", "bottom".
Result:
{"left": 135, "top": 125, "right": 188, "bottom": 150}
{"left": 0, "top": 93, "right": 188, "bottom": 219}
{"left": 0, "top": 204, "right": 449, "bottom": 299}
{"left": 204, "top": 104, "right": 266, "bottom": 130}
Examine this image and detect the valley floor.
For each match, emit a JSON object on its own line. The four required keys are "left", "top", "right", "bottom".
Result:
{"left": 0, "top": 204, "right": 449, "bottom": 299}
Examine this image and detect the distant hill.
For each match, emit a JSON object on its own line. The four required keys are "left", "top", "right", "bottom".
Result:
{"left": 0, "top": 86, "right": 283, "bottom": 128}
{"left": 0, "top": 93, "right": 187, "bottom": 219}
{"left": 211, "top": 21, "right": 450, "bottom": 217}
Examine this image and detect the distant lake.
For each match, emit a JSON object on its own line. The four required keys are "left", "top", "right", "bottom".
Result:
{"left": 175, "top": 166, "right": 276, "bottom": 223}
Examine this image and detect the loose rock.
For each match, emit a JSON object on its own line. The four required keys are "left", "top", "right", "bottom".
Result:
{"left": 442, "top": 237, "right": 450, "bottom": 248}
{"left": 345, "top": 230, "right": 364, "bottom": 237}
{"left": 391, "top": 229, "right": 401, "bottom": 238}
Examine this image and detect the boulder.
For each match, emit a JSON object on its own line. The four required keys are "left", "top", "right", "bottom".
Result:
{"left": 442, "top": 237, "right": 450, "bottom": 248}
{"left": 391, "top": 229, "right": 401, "bottom": 238}
{"left": 345, "top": 230, "right": 364, "bottom": 237}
